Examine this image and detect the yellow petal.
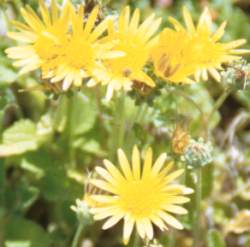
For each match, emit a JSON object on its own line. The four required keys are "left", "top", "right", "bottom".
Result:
{"left": 158, "top": 211, "right": 184, "bottom": 229}
{"left": 84, "top": 5, "right": 99, "bottom": 35}
{"left": 123, "top": 217, "right": 134, "bottom": 245}
{"left": 132, "top": 145, "right": 141, "bottom": 180}
{"left": 142, "top": 147, "right": 153, "bottom": 178}
{"left": 152, "top": 153, "right": 167, "bottom": 175}
{"left": 182, "top": 6, "right": 195, "bottom": 33}
{"left": 103, "top": 214, "right": 124, "bottom": 230}
{"left": 118, "top": 149, "right": 133, "bottom": 180}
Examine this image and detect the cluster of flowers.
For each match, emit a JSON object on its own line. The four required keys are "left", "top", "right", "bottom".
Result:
{"left": 5, "top": 0, "right": 249, "bottom": 244}
{"left": 6, "top": 0, "right": 248, "bottom": 100}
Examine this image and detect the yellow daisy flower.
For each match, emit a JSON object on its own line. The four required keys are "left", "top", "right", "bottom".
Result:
{"left": 48, "top": 5, "right": 123, "bottom": 90}
{"left": 151, "top": 28, "right": 197, "bottom": 83}
{"left": 87, "top": 146, "right": 193, "bottom": 244}
{"left": 168, "top": 7, "right": 249, "bottom": 82}
{"left": 90, "top": 7, "right": 161, "bottom": 100}
{"left": 5, "top": 0, "right": 71, "bottom": 75}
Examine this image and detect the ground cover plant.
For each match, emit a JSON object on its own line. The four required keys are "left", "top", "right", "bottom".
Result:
{"left": 1, "top": 0, "right": 250, "bottom": 246}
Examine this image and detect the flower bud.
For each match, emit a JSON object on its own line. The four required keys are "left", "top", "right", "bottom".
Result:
{"left": 221, "top": 59, "right": 250, "bottom": 91}
{"left": 71, "top": 199, "right": 92, "bottom": 225}
{"left": 182, "top": 138, "right": 213, "bottom": 169}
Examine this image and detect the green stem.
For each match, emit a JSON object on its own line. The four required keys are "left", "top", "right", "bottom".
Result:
{"left": 193, "top": 167, "right": 202, "bottom": 247}
{"left": 66, "top": 93, "right": 76, "bottom": 168}
{"left": 0, "top": 159, "right": 5, "bottom": 246}
{"left": 172, "top": 88, "right": 207, "bottom": 138}
{"left": 207, "top": 89, "right": 232, "bottom": 126}
{"left": 71, "top": 222, "right": 84, "bottom": 247}
{"left": 133, "top": 233, "right": 140, "bottom": 247}
{"left": 110, "top": 92, "right": 126, "bottom": 160}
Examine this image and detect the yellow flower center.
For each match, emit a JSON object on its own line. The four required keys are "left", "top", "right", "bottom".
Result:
{"left": 191, "top": 33, "right": 225, "bottom": 68}
{"left": 63, "top": 37, "right": 94, "bottom": 69}
{"left": 118, "top": 178, "right": 165, "bottom": 219}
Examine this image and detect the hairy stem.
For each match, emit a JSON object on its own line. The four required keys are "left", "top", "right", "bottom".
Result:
{"left": 71, "top": 222, "right": 84, "bottom": 247}
{"left": 110, "top": 92, "right": 126, "bottom": 160}
{"left": 193, "top": 167, "right": 202, "bottom": 247}
{"left": 206, "top": 89, "right": 232, "bottom": 136}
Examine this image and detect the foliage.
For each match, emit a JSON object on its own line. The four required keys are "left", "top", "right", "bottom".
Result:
{"left": 0, "top": 0, "right": 250, "bottom": 247}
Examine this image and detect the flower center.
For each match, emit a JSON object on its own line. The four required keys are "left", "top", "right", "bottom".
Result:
{"left": 118, "top": 178, "right": 165, "bottom": 219}
{"left": 191, "top": 34, "right": 225, "bottom": 67}
{"left": 63, "top": 36, "right": 94, "bottom": 69}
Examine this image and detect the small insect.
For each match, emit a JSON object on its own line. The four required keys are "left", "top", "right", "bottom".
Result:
{"left": 123, "top": 68, "right": 132, "bottom": 77}
{"left": 158, "top": 53, "right": 181, "bottom": 78}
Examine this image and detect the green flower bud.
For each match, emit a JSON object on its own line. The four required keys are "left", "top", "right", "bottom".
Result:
{"left": 71, "top": 199, "right": 93, "bottom": 225}
{"left": 182, "top": 138, "right": 213, "bottom": 169}
{"left": 221, "top": 59, "right": 250, "bottom": 91}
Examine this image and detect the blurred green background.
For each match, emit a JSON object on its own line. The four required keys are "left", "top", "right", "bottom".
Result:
{"left": 1, "top": 0, "right": 250, "bottom": 246}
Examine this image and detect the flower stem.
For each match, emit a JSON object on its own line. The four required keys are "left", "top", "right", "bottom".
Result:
{"left": 172, "top": 88, "right": 207, "bottom": 138}
{"left": 71, "top": 222, "right": 84, "bottom": 247}
{"left": 193, "top": 167, "right": 202, "bottom": 247}
{"left": 133, "top": 233, "right": 140, "bottom": 247}
{"left": 110, "top": 92, "right": 126, "bottom": 160}
{"left": 206, "top": 89, "right": 232, "bottom": 136}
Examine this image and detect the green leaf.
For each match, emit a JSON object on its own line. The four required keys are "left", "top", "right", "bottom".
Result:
{"left": 69, "top": 91, "right": 97, "bottom": 136}
{"left": 207, "top": 229, "right": 226, "bottom": 247}
{"left": 53, "top": 95, "right": 68, "bottom": 133}
{"left": 5, "top": 217, "right": 50, "bottom": 247}
{"left": 5, "top": 241, "right": 31, "bottom": 247}
{"left": 0, "top": 120, "right": 38, "bottom": 157}
{"left": 0, "top": 115, "right": 53, "bottom": 157}
{"left": 25, "top": 150, "right": 82, "bottom": 202}
{"left": 0, "top": 66, "right": 17, "bottom": 86}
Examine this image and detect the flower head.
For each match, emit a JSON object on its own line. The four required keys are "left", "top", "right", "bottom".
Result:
{"left": 151, "top": 28, "right": 197, "bottom": 83}
{"left": 48, "top": 5, "right": 121, "bottom": 90}
{"left": 5, "top": 0, "right": 71, "bottom": 75}
{"left": 90, "top": 7, "right": 161, "bottom": 100}
{"left": 87, "top": 146, "right": 193, "bottom": 244}
{"left": 168, "top": 7, "right": 249, "bottom": 82}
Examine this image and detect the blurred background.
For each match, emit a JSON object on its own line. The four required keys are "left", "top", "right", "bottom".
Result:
{"left": 0, "top": 0, "right": 250, "bottom": 246}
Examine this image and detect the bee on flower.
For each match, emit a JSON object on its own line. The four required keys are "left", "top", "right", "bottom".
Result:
{"left": 86, "top": 146, "right": 193, "bottom": 244}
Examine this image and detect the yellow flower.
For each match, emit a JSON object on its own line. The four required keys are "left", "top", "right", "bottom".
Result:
{"left": 90, "top": 7, "right": 161, "bottom": 100}
{"left": 151, "top": 28, "right": 197, "bottom": 83}
{"left": 168, "top": 7, "right": 249, "bottom": 82}
{"left": 87, "top": 146, "right": 193, "bottom": 244}
{"left": 5, "top": 0, "right": 71, "bottom": 75}
{"left": 48, "top": 5, "right": 122, "bottom": 90}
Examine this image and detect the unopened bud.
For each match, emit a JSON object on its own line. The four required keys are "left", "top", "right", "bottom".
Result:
{"left": 71, "top": 199, "right": 92, "bottom": 225}
{"left": 182, "top": 138, "right": 213, "bottom": 169}
{"left": 221, "top": 59, "right": 250, "bottom": 91}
